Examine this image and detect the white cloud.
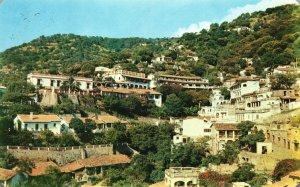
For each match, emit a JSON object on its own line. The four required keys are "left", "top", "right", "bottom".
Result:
{"left": 173, "top": 0, "right": 299, "bottom": 37}
{"left": 223, "top": 0, "right": 298, "bottom": 22}
{"left": 173, "top": 21, "right": 212, "bottom": 37}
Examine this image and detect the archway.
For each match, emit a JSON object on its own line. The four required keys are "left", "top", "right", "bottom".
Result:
{"left": 174, "top": 181, "right": 185, "bottom": 187}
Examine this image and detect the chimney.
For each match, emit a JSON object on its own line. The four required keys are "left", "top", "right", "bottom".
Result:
{"left": 30, "top": 112, "right": 33, "bottom": 120}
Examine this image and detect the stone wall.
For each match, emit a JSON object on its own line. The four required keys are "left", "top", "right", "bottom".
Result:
{"left": 5, "top": 145, "right": 113, "bottom": 165}
{"left": 208, "top": 163, "right": 238, "bottom": 174}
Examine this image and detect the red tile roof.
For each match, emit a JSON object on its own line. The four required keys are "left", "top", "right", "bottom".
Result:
{"left": 30, "top": 161, "right": 58, "bottom": 176}
{"left": 18, "top": 114, "right": 61, "bottom": 123}
{"left": 99, "top": 87, "right": 161, "bottom": 95}
{"left": 60, "top": 155, "right": 131, "bottom": 172}
{"left": 0, "top": 168, "right": 18, "bottom": 181}
{"left": 214, "top": 123, "right": 239, "bottom": 131}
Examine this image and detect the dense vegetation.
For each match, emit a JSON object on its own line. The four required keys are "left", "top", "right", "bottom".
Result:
{"left": 0, "top": 5, "right": 299, "bottom": 80}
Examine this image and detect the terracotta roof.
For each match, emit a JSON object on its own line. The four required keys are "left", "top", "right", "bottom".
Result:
{"left": 213, "top": 123, "right": 239, "bottom": 131}
{"left": 60, "top": 155, "right": 131, "bottom": 172}
{"left": 0, "top": 168, "right": 17, "bottom": 181}
{"left": 30, "top": 161, "right": 58, "bottom": 176}
{"left": 99, "top": 87, "right": 161, "bottom": 95}
{"left": 63, "top": 114, "right": 125, "bottom": 125}
{"left": 159, "top": 74, "right": 203, "bottom": 80}
{"left": 18, "top": 114, "right": 61, "bottom": 123}
{"left": 92, "top": 114, "right": 123, "bottom": 124}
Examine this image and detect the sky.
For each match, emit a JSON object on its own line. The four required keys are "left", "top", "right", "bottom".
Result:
{"left": 0, "top": 0, "right": 298, "bottom": 52}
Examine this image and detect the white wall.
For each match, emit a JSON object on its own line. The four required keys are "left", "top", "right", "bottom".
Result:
{"left": 14, "top": 116, "right": 63, "bottom": 134}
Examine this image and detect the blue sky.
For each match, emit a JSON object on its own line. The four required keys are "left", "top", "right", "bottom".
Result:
{"left": 0, "top": 0, "right": 298, "bottom": 51}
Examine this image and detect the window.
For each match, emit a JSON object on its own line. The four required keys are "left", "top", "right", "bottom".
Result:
{"left": 44, "top": 124, "right": 48, "bottom": 130}
{"left": 204, "top": 129, "right": 211, "bottom": 132}
{"left": 106, "top": 123, "right": 112, "bottom": 128}
{"left": 87, "top": 83, "right": 90, "bottom": 89}
{"left": 243, "top": 84, "right": 247, "bottom": 87}
{"left": 53, "top": 123, "right": 56, "bottom": 127}
{"left": 25, "top": 124, "right": 28, "bottom": 130}
{"left": 35, "top": 124, "right": 39, "bottom": 131}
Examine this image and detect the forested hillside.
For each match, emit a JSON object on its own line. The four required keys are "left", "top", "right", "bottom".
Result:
{"left": 0, "top": 4, "right": 299, "bottom": 79}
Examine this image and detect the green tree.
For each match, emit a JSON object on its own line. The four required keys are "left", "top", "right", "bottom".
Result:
{"left": 69, "top": 118, "right": 96, "bottom": 143}
{"left": 171, "top": 142, "right": 207, "bottom": 167}
{"left": 231, "top": 163, "right": 256, "bottom": 182}
{"left": 270, "top": 74, "right": 296, "bottom": 90}
{"left": 164, "top": 94, "right": 185, "bottom": 117}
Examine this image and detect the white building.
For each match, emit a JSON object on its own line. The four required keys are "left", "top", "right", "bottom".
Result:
{"left": 27, "top": 73, "right": 93, "bottom": 91}
{"left": 235, "top": 90, "right": 282, "bottom": 122}
{"left": 154, "top": 55, "right": 173, "bottom": 64}
{"left": 14, "top": 113, "right": 66, "bottom": 134}
{"left": 158, "top": 75, "right": 210, "bottom": 89}
{"left": 198, "top": 89, "right": 236, "bottom": 123}
{"left": 165, "top": 167, "right": 200, "bottom": 187}
{"left": 97, "top": 87, "right": 162, "bottom": 107}
{"left": 101, "top": 69, "right": 151, "bottom": 89}
{"left": 230, "top": 79, "right": 260, "bottom": 101}
{"left": 171, "top": 117, "right": 212, "bottom": 144}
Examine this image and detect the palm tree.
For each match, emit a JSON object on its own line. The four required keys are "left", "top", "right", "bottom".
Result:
{"left": 60, "top": 77, "right": 81, "bottom": 92}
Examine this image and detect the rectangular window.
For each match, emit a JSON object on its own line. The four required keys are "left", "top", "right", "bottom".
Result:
{"left": 44, "top": 124, "right": 48, "bottom": 130}
{"left": 53, "top": 123, "right": 56, "bottom": 127}
{"left": 106, "top": 123, "right": 112, "bottom": 128}
{"left": 25, "top": 124, "right": 28, "bottom": 130}
{"left": 35, "top": 124, "right": 39, "bottom": 131}
{"left": 204, "top": 129, "right": 211, "bottom": 132}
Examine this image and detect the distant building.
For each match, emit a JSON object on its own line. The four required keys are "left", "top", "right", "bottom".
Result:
{"left": 27, "top": 73, "right": 93, "bottom": 91}
{"left": 14, "top": 113, "right": 66, "bottom": 134}
{"left": 154, "top": 55, "right": 173, "bottom": 64}
{"left": 97, "top": 87, "right": 162, "bottom": 107}
{"left": 273, "top": 65, "right": 300, "bottom": 75}
{"left": 157, "top": 75, "right": 210, "bottom": 89}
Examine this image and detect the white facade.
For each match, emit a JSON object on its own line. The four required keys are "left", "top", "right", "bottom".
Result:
{"left": 14, "top": 114, "right": 65, "bottom": 134}
{"left": 235, "top": 91, "right": 282, "bottom": 122}
{"left": 171, "top": 117, "right": 212, "bottom": 144}
{"left": 230, "top": 80, "right": 260, "bottom": 101}
{"left": 27, "top": 73, "right": 93, "bottom": 91}
{"left": 102, "top": 69, "right": 151, "bottom": 89}
{"left": 198, "top": 89, "right": 236, "bottom": 123}
{"left": 158, "top": 75, "right": 211, "bottom": 89}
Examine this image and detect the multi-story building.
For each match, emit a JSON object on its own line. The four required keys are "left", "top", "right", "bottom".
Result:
{"left": 97, "top": 87, "right": 162, "bottom": 107}
{"left": 157, "top": 75, "right": 210, "bottom": 89}
{"left": 170, "top": 117, "right": 212, "bottom": 144}
{"left": 235, "top": 90, "right": 282, "bottom": 122}
{"left": 27, "top": 73, "right": 94, "bottom": 91}
{"left": 198, "top": 89, "right": 236, "bottom": 123}
{"left": 210, "top": 123, "right": 240, "bottom": 154}
{"left": 230, "top": 78, "right": 260, "bottom": 102}
{"left": 101, "top": 69, "right": 151, "bottom": 89}
{"left": 14, "top": 113, "right": 65, "bottom": 134}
